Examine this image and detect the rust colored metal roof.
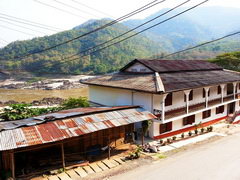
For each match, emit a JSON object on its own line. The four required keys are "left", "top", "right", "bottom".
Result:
{"left": 161, "top": 70, "right": 240, "bottom": 92}
{"left": 81, "top": 73, "right": 157, "bottom": 93}
{"left": 0, "top": 106, "right": 156, "bottom": 151}
{"left": 82, "top": 70, "right": 240, "bottom": 93}
{"left": 120, "top": 59, "right": 222, "bottom": 73}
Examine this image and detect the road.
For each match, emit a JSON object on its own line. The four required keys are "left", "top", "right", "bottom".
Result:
{"left": 111, "top": 132, "right": 240, "bottom": 180}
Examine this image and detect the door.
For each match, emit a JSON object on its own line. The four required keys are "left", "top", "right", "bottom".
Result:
{"left": 228, "top": 102, "right": 235, "bottom": 114}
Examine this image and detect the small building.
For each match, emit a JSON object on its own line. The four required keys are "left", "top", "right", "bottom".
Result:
{"left": 81, "top": 59, "right": 240, "bottom": 139}
{"left": 0, "top": 106, "right": 155, "bottom": 179}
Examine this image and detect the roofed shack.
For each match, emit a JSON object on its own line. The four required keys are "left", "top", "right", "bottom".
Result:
{"left": 0, "top": 106, "right": 156, "bottom": 179}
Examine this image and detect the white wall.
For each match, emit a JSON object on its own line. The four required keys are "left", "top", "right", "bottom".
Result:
{"left": 89, "top": 85, "right": 132, "bottom": 106}
{"left": 125, "top": 62, "right": 152, "bottom": 73}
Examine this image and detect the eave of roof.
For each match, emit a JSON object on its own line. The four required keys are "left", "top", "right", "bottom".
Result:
{"left": 81, "top": 69, "right": 240, "bottom": 94}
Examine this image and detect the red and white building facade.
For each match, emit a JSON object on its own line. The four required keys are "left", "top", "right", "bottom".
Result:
{"left": 82, "top": 59, "right": 240, "bottom": 139}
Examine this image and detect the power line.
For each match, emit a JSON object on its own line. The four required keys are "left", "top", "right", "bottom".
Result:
{"left": 0, "top": 12, "right": 63, "bottom": 32}
{"left": 57, "top": 0, "right": 209, "bottom": 66}
{"left": 34, "top": 0, "right": 87, "bottom": 19}
{"left": 162, "top": 31, "right": 240, "bottom": 58}
{"left": 15, "top": 0, "right": 166, "bottom": 59}
{"left": 0, "top": 24, "right": 36, "bottom": 36}
{"left": 0, "top": 37, "right": 9, "bottom": 44}
{"left": 0, "top": 19, "right": 47, "bottom": 35}
{"left": 52, "top": 0, "right": 100, "bottom": 18}
{"left": 70, "top": 0, "right": 114, "bottom": 18}
{"left": 59, "top": 0, "right": 191, "bottom": 62}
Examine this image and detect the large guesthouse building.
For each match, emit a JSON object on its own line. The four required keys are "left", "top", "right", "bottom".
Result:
{"left": 82, "top": 59, "right": 240, "bottom": 139}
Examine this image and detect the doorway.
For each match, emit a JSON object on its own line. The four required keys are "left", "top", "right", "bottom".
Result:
{"left": 228, "top": 102, "right": 235, "bottom": 114}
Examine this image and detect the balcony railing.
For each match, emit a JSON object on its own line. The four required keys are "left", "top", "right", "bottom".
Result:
{"left": 156, "top": 93, "right": 239, "bottom": 121}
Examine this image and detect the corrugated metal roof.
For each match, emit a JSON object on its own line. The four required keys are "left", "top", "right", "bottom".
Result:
{"left": 120, "top": 59, "right": 222, "bottom": 73}
{"left": 82, "top": 69, "right": 240, "bottom": 93}
{"left": 0, "top": 106, "right": 156, "bottom": 151}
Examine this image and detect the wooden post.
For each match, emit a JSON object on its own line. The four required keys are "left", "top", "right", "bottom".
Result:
{"left": 108, "top": 136, "right": 111, "bottom": 160}
{"left": 141, "top": 128, "right": 144, "bottom": 146}
{"left": 10, "top": 152, "right": 15, "bottom": 179}
{"left": 61, "top": 143, "right": 65, "bottom": 169}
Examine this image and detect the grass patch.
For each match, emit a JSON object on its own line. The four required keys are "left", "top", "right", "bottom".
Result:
{"left": 154, "top": 153, "right": 167, "bottom": 159}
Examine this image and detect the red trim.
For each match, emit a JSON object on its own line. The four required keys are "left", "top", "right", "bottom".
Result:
{"left": 153, "top": 116, "right": 227, "bottom": 140}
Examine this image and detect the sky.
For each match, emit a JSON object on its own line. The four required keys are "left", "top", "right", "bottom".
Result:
{"left": 0, "top": 0, "right": 240, "bottom": 47}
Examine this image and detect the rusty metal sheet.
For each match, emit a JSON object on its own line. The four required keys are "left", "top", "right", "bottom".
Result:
{"left": 0, "top": 106, "right": 156, "bottom": 151}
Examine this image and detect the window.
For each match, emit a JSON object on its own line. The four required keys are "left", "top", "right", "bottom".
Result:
{"left": 216, "top": 106, "right": 224, "bottom": 114}
{"left": 131, "top": 68, "right": 137, "bottom": 72}
{"left": 203, "top": 89, "right": 210, "bottom": 98}
{"left": 160, "top": 122, "right": 172, "bottom": 134}
{"left": 202, "top": 110, "right": 211, "bottom": 119}
{"left": 217, "top": 86, "right": 221, "bottom": 94}
{"left": 165, "top": 93, "right": 172, "bottom": 106}
{"left": 183, "top": 115, "right": 195, "bottom": 126}
{"left": 184, "top": 90, "right": 193, "bottom": 102}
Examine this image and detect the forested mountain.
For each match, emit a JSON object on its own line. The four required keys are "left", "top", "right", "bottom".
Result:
{"left": 1, "top": 6, "right": 240, "bottom": 74}
{"left": 0, "top": 20, "right": 162, "bottom": 74}
{"left": 154, "top": 37, "right": 240, "bottom": 60}
{"left": 124, "top": 6, "right": 240, "bottom": 51}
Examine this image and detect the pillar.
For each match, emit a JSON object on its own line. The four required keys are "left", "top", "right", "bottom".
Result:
{"left": 10, "top": 152, "right": 15, "bottom": 179}
{"left": 161, "top": 94, "right": 168, "bottom": 122}
{"left": 61, "top": 143, "right": 65, "bottom": 169}
{"left": 233, "top": 82, "right": 237, "bottom": 100}
{"left": 220, "top": 84, "right": 225, "bottom": 103}
{"left": 204, "top": 87, "right": 210, "bottom": 108}
{"left": 184, "top": 90, "right": 191, "bottom": 114}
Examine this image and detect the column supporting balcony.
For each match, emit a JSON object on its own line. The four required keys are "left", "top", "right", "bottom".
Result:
{"left": 161, "top": 94, "right": 168, "bottom": 123}
{"left": 184, "top": 90, "right": 191, "bottom": 114}
{"left": 204, "top": 87, "right": 210, "bottom": 108}
{"left": 220, "top": 84, "right": 225, "bottom": 103}
{"left": 233, "top": 82, "right": 237, "bottom": 100}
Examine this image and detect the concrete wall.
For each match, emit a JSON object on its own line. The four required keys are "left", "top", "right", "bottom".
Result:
{"left": 89, "top": 85, "right": 132, "bottom": 106}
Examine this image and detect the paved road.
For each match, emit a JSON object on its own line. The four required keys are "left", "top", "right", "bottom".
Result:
{"left": 111, "top": 132, "right": 240, "bottom": 180}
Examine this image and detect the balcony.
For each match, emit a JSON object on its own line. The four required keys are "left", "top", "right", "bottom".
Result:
{"left": 156, "top": 93, "right": 239, "bottom": 121}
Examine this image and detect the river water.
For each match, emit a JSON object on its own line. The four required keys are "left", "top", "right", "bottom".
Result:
{"left": 0, "top": 87, "right": 89, "bottom": 103}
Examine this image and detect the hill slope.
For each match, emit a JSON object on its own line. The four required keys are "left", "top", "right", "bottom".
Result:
{"left": 0, "top": 20, "right": 162, "bottom": 74}
{"left": 124, "top": 6, "right": 240, "bottom": 51}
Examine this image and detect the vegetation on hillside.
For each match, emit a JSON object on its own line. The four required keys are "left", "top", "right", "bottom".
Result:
{"left": 209, "top": 51, "right": 240, "bottom": 72}
{"left": 0, "top": 20, "right": 162, "bottom": 75}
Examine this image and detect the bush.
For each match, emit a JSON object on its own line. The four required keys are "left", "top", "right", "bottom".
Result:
{"left": 61, "top": 97, "right": 89, "bottom": 109}
{"left": 0, "top": 104, "right": 61, "bottom": 121}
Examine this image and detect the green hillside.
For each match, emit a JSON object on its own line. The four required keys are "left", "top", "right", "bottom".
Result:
{"left": 0, "top": 20, "right": 162, "bottom": 74}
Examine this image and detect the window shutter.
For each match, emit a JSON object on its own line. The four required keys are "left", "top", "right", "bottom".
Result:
{"left": 160, "top": 124, "right": 165, "bottom": 134}
{"left": 166, "top": 122, "right": 172, "bottom": 131}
